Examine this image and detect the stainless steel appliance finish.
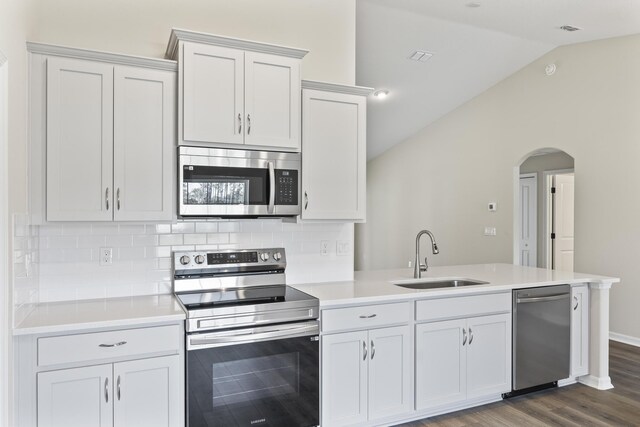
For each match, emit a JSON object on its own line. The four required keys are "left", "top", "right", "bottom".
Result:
{"left": 512, "top": 285, "right": 571, "bottom": 391}
{"left": 173, "top": 248, "right": 320, "bottom": 427}
{"left": 178, "top": 146, "right": 301, "bottom": 218}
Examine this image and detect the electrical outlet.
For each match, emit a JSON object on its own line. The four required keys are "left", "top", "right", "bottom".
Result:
{"left": 100, "top": 247, "right": 113, "bottom": 266}
{"left": 320, "top": 240, "right": 330, "bottom": 256}
{"left": 337, "top": 240, "right": 351, "bottom": 256}
{"left": 484, "top": 227, "right": 497, "bottom": 236}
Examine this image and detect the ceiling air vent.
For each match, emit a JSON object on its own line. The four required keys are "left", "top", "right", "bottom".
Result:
{"left": 560, "top": 25, "right": 581, "bottom": 32}
{"left": 409, "top": 50, "right": 434, "bottom": 62}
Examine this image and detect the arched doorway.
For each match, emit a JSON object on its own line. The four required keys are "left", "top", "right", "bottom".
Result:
{"left": 514, "top": 148, "right": 575, "bottom": 270}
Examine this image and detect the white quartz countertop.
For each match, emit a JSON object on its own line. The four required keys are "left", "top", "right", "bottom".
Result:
{"left": 13, "top": 294, "right": 186, "bottom": 336}
{"left": 292, "top": 264, "right": 619, "bottom": 308}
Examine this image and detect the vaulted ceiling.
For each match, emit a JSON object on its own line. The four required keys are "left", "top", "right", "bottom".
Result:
{"left": 357, "top": 0, "right": 640, "bottom": 159}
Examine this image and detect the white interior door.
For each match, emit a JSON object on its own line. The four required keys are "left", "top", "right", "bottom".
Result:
{"left": 0, "top": 51, "right": 8, "bottom": 427}
{"left": 519, "top": 175, "right": 537, "bottom": 267}
{"left": 553, "top": 174, "right": 575, "bottom": 271}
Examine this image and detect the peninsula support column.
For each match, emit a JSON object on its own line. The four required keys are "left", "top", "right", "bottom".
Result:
{"left": 580, "top": 281, "right": 615, "bottom": 390}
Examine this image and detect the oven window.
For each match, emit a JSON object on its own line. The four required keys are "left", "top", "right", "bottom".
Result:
{"left": 183, "top": 165, "right": 269, "bottom": 206}
{"left": 187, "top": 335, "right": 319, "bottom": 427}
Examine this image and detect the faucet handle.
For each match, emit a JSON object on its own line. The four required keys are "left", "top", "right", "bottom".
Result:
{"left": 420, "top": 260, "right": 427, "bottom": 272}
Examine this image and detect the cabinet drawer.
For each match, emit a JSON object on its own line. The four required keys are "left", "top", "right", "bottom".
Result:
{"left": 416, "top": 292, "right": 511, "bottom": 322}
{"left": 38, "top": 325, "right": 181, "bottom": 367}
{"left": 322, "top": 302, "right": 410, "bottom": 333}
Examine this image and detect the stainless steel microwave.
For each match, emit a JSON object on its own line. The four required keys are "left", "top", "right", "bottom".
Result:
{"left": 178, "top": 146, "right": 301, "bottom": 218}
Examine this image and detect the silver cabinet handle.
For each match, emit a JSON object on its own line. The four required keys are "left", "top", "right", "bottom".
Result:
{"left": 116, "top": 188, "right": 121, "bottom": 211}
{"left": 104, "top": 377, "right": 109, "bottom": 403}
{"left": 516, "top": 293, "right": 569, "bottom": 304}
{"left": 267, "top": 161, "right": 275, "bottom": 214}
{"left": 371, "top": 340, "right": 376, "bottom": 360}
{"left": 363, "top": 340, "right": 368, "bottom": 361}
{"left": 105, "top": 188, "right": 110, "bottom": 211}
{"left": 462, "top": 328, "right": 467, "bottom": 346}
{"left": 574, "top": 295, "right": 579, "bottom": 311}
{"left": 304, "top": 191, "right": 309, "bottom": 210}
{"left": 469, "top": 327, "right": 474, "bottom": 345}
{"left": 99, "top": 341, "right": 127, "bottom": 348}
{"left": 238, "top": 113, "right": 242, "bottom": 134}
{"left": 117, "top": 375, "right": 121, "bottom": 401}
{"left": 247, "top": 114, "right": 251, "bottom": 135}
{"left": 359, "top": 314, "right": 377, "bottom": 319}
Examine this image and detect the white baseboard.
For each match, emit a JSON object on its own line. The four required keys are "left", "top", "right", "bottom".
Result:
{"left": 579, "top": 375, "right": 614, "bottom": 390}
{"left": 610, "top": 332, "right": 640, "bottom": 348}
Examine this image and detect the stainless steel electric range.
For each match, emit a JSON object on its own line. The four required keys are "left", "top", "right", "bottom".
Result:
{"left": 173, "top": 248, "right": 320, "bottom": 427}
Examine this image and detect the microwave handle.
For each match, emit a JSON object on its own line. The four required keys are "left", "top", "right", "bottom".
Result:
{"left": 268, "top": 161, "right": 275, "bottom": 214}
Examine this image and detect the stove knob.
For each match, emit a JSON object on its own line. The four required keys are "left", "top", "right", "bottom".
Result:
{"left": 260, "top": 252, "right": 270, "bottom": 262}
{"left": 194, "top": 255, "right": 205, "bottom": 265}
{"left": 273, "top": 252, "right": 282, "bottom": 261}
{"left": 179, "top": 255, "right": 191, "bottom": 265}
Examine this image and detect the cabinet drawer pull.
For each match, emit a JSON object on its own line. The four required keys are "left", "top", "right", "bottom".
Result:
{"left": 104, "top": 377, "right": 109, "bottom": 403}
{"left": 105, "top": 188, "right": 110, "bottom": 211}
{"left": 363, "top": 340, "right": 367, "bottom": 360}
{"left": 359, "top": 314, "right": 377, "bottom": 319}
{"left": 117, "top": 375, "right": 121, "bottom": 400}
{"left": 99, "top": 341, "right": 127, "bottom": 348}
{"left": 247, "top": 114, "right": 251, "bottom": 135}
{"left": 238, "top": 113, "right": 242, "bottom": 134}
{"left": 304, "top": 192, "right": 309, "bottom": 210}
{"left": 468, "top": 327, "right": 474, "bottom": 345}
{"left": 462, "top": 328, "right": 467, "bottom": 346}
{"left": 116, "top": 188, "right": 121, "bottom": 211}
{"left": 573, "top": 296, "right": 579, "bottom": 311}
{"left": 371, "top": 340, "right": 375, "bottom": 360}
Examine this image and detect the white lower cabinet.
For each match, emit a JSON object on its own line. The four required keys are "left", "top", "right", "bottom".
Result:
{"left": 322, "top": 325, "right": 411, "bottom": 426}
{"left": 38, "top": 355, "right": 182, "bottom": 427}
{"left": 416, "top": 314, "right": 511, "bottom": 411}
{"left": 571, "top": 284, "right": 589, "bottom": 377}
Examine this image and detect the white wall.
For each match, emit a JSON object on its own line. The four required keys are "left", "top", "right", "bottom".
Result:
{"left": 356, "top": 33, "right": 640, "bottom": 340}
{"left": 520, "top": 151, "right": 575, "bottom": 266}
{"left": 30, "top": 0, "right": 356, "bottom": 85}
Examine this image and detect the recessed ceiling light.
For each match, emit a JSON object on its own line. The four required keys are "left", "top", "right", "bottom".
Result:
{"left": 373, "top": 90, "right": 389, "bottom": 99}
{"left": 466, "top": 2, "right": 481, "bottom": 8}
{"left": 409, "top": 50, "right": 434, "bottom": 62}
{"left": 560, "top": 25, "right": 582, "bottom": 32}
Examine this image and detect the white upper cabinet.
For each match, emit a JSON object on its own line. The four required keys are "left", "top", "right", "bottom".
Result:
{"left": 301, "top": 82, "right": 372, "bottom": 221}
{"left": 46, "top": 57, "right": 114, "bottom": 222}
{"left": 167, "top": 29, "right": 307, "bottom": 151}
{"left": 182, "top": 43, "right": 244, "bottom": 144}
{"left": 31, "top": 43, "right": 177, "bottom": 222}
{"left": 113, "top": 66, "right": 175, "bottom": 221}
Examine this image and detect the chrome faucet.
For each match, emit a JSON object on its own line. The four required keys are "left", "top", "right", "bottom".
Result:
{"left": 414, "top": 230, "right": 439, "bottom": 279}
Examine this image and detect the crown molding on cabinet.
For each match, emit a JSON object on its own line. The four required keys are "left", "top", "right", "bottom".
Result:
{"left": 26, "top": 42, "right": 178, "bottom": 72}
{"left": 165, "top": 28, "right": 309, "bottom": 60}
{"left": 302, "top": 80, "right": 374, "bottom": 96}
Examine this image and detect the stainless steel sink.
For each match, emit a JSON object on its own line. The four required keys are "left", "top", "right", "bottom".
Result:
{"left": 394, "top": 278, "right": 489, "bottom": 290}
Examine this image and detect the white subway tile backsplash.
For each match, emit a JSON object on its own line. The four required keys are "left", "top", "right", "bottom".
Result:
{"left": 28, "top": 220, "right": 354, "bottom": 303}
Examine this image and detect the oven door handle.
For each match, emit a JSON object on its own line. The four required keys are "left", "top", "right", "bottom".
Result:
{"left": 188, "top": 322, "right": 319, "bottom": 350}
{"left": 267, "top": 161, "right": 276, "bottom": 214}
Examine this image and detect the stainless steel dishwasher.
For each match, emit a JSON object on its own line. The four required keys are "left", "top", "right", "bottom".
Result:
{"left": 507, "top": 285, "right": 571, "bottom": 397}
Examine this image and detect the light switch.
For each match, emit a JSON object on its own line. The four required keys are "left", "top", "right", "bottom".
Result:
{"left": 488, "top": 202, "right": 497, "bottom": 212}
{"left": 484, "top": 227, "right": 497, "bottom": 236}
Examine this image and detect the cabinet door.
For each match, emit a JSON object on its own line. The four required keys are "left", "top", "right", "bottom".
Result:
{"left": 571, "top": 285, "right": 589, "bottom": 377}
{"left": 244, "top": 52, "right": 300, "bottom": 150}
{"left": 113, "top": 66, "right": 175, "bottom": 221}
{"left": 368, "top": 326, "right": 412, "bottom": 421}
{"left": 46, "top": 57, "right": 113, "bottom": 221}
{"left": 322, "top": 331, "right": 368, "bottom": 426}
{"left": 415, "top": 319, "right": 467, "bottom": 410}
{"left": 466, "top": 314, "right": 511, "bottom": 399}
{"left": 113, "top": 355, "right": 183, "bottom": 427}
{"left": 182, "top": 42, "right": 244, "bottom": 145}
{"left": 301, "top": 89, "right": 366, "bottom": 220}
{"left": 37, "top": 364, "right": 112, "bottom": 427}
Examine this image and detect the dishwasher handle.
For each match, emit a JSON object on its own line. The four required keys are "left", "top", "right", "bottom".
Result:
{"left": 516, "top": 293, "right": 570, "bottom": 304}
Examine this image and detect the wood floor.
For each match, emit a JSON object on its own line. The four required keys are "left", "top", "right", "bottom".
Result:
{"left": 400, "top": 341, "right": 640, "bottom": 427}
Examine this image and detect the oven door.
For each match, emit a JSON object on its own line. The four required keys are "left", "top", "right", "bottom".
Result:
{"left": 179, "top": 146, "right": 300, "bottom": 217}
{"left": 186, "top": 321, "right": 319, "bottom": 427}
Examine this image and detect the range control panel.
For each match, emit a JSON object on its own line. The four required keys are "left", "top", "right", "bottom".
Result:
{"left": 174, "top": 248, "right": 286, "bottom": 270}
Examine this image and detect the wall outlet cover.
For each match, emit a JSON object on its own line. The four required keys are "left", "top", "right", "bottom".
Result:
{"left": 488, "top": 202, "right": 497, "bottom": 212}
{"left": 100, "top": 247, "right": 113, "bottom": 266}
{"left": 337, "top": 240, "right": 351, "bottom": 256}
{"left": 320, "top": 240, "right": 330, "bottom": 256}
{"left": 484, "top": 227, "right": 497, "bottom": 236}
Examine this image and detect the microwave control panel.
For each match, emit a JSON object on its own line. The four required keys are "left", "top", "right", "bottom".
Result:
{"left": 275, "top": 170, "right": 298, "bottom": 205}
